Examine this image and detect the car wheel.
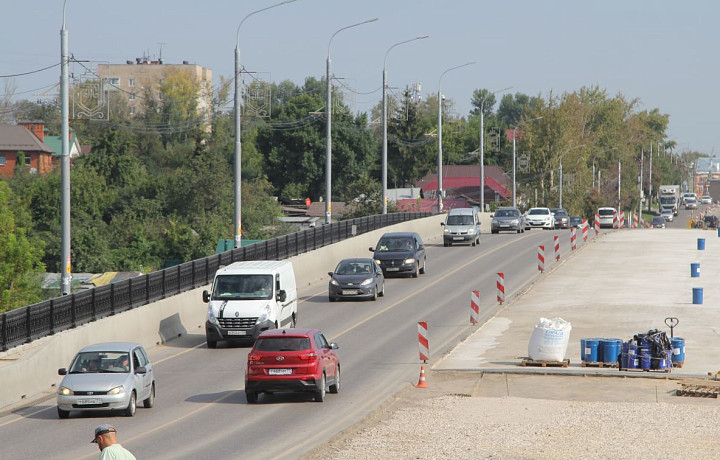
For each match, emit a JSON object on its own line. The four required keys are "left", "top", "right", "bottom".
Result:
{"left": 329, "top": 366, "right": 340, "bottom": 394}
{"left": 491, "top": 230, "right": 497, "bottom": 234}
{"left": 516, "top": 229, "right": 521, "bottom": 234}
{"left": 419, "top": 259, "right": 426, "bottom": 274}
{"left": 246, "top": 391, "right": 258, "bottom": 404}
{"left": 143, "top": 382, "right": 155, "bottom": 408}
{"left": 472, "top": 238, "right": 477, "bottom": 246}
{"left": 329, "top": 296, "right": 336, "bottom": 302}
{"left": 371, "top": 286, "right": 377, "bottom": 301}
{"left": 57, "top": 407, "right": 69, "bottom": 419}
{"left": 412, "top": 263, "right": 419, "bottom": 278}
{"left": 443, "top": 241, "right": 449, "bottom": 247}
{"left": 207, "top": 340, "right": 217, "bottom": 349}
{"left": 379, "top": 281, "right": 385, "bottom": 297}
{"left": 314, "top": 373, "right": 326, "bottom": 402}
{"left": 124, "top": 391, "right": 136, "bottom": 417}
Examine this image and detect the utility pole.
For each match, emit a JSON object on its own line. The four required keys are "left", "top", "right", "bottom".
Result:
{"left": 639, "top": 148, "right": 644, "bottom": 223}
{"left": 648, "top": 143, "right": 653, "bottom": 212}
{"left": 617, "top": 160, "right": 621, "bottom": 210}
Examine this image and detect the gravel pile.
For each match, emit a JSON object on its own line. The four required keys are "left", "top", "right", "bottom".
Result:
{"left": 320, "top": 395, "right": 720, "bottom": 459}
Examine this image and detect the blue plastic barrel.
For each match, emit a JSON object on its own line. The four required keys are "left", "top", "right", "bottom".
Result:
{"left": 639, "top": 346, "right": 652, "bottom": 370}
{"left": 621, "top": 342, "right": 638, "bottom": 369}
{"left": 698, "top": 238, "right": 706, "bottom": 250}
{"left": 580, "top": 338, "right": 587, "bottom": 362}
{"left": 693, "top": 287, "right": 704, "bottom": 305}
{"left": 691, "top": 263, "right": 700, "bottom": 278}
{"left": 717, "top": 227, "right": 720, "bottom": 238}
{"left": 671, "top": 337, "right": 685, "bottom": 364}
{"left": 600, "top": 339, "right": 622, "bottom": 363}
{"left": 583, "top": 338, "right": 600, "bottom": 362}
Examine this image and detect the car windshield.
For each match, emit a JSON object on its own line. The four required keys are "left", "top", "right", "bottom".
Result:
{"left": 652, "top": 217, "right": 664, "bottom": 223}
{"left": 552, "top": 209, "right": 569, "bottom": 217}
{"left": 660, "top": 197, "right": 675, "bottom": 204}
{"left": 254, "top": 337, "right": 311, "bottom": 352}
{"left": 446, "top": 215, "right": 474, "bottom": 225}
{"left": 335, "top": 261, "right": 373, "bottom": 275}
{"left": 528, "top": 209, "right": 549, "bottom": 215}
{"left": 212, "top": 274, "right": 273, "bottom": 300}
{"left": 495, "top": 209, "right": 519, "bottom": 217}
{"left": 376, "top": 237, "right": 414, "bottom": 252}
{"left": 599, "top": 209, "right": 615, "bottom": 216}
{"left": 69, "top": 351, "right": 130, "bottom": 374}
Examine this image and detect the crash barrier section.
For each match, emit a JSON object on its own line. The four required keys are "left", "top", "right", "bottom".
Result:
{"left": 0, "top": 212, "right": 431, "bottom": 352}
{"left": 693, "top": 287, "right": 703, "bottom": 305}
{"left": 613, "top": 211, "right": 618, "bottom": 229}
{"left": 594, "top": 214, "right": 600, "bottom": 236}
{"left": 618, "top": 210, "right": 625, "bottom": 228}
{"left": 538, "top": 245, "right": 545, "bottom": 272}
{"left": 418, "top": 321, "right": 429, "bottom": 362}
{"left": 496, "top": 273, "right": 505, "bottom": 304}
{"left": 470, "top": 290, "right": 480, "bottom": 325}
{"left": 582, "top": 220, "right": 588, "bottom": 242}
{"left": 671, "top": 337, "right": 685, "bottom": 366}
{"left": 554, "top": 236, "right": 560, "bottom": 261}
{"left": 570, "top": 227, "right": 577, "bottom": 250}
{"left": 633, "top": 212, "right": 639, "bottom": 228}
{"left": 697, "top": 238, "right": 706, "bottom": 250}
{"left": 691, "top": 263, "right": 700, "bottom": 278}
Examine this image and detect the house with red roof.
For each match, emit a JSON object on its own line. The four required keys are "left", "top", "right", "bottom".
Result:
{"left": 414, "top": 165, "right": 511, "bottom": 209}
{"left": 0, "top": 122, "right": 55, "bottom": 178}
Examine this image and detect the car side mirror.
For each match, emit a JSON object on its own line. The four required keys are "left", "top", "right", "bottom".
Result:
{"left": 369, "top": 247, "right": 375, "bottom": 252}
{"left": 329, "top": 342, "right": 339, "bottom": 350}
{"left": 135, "top": 366, "right": 147, "bottom": 375}
{"left": 327, "top": 272, "right": 333, "bottom": 277}
{"left": 202, "top": 290, "right": 210, "bottom": 303}
{"left": 277, "top": 290, "right": 287, "bottom": 302}
{"left": 58, "top": 368, "right": 67, "bottom": 376}
{"left": 440, "top": 222, "right": 445, "bottom": 226}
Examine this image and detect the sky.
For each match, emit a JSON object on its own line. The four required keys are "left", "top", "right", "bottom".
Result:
{"left": 1, "top": 0, "right": 717, "bottom": 154}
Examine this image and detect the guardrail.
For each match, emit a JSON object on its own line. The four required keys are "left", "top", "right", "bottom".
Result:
{"left": 0, "top": 212, "right": 430, "bottom": 351}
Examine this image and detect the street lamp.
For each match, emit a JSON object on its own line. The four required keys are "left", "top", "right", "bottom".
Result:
{"left": 60, "top": 0, "right": 71, "bottom": 295}
{"left": 437, "top": 62, "right": 476, "bottom": 213}
{"left": 478, "top": 86, "right": 512, "bottom": 212}
{"left": 511, "top": 116, "right": 542, "bottom": 208}
{"left": 326, "top": 18, "right": 379, "bottom": 224}
{"left": 558, "top": 144, "right": 586, "bottom": 208}
{"left": 592, "top": 147, "right": 617, "bottom": 189}
{"left": 234, "top": 0, "right": 295, "bottom": 248}
{"left": 382, "top": 35, "right": 428, "bottom": 214}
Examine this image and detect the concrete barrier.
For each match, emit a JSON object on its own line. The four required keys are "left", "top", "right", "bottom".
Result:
{"left": 0, "top": 214, "right": 444, "bottom": 411}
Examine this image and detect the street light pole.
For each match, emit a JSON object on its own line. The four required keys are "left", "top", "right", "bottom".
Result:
{"left": 326, "top": 18, "right": 378, "bottom": 224}
{"left": 558, "top": 144, "right": 586, "bottom": 208}
{"left": 382, "top": 35, "right": 428, "bottom": 214}
{"left": 478, "top": 86, "right": 512, "bottom": 212}
{"left": 234, "top": 0, "right": 295, "bottom": 248}
{"left": 60, "top": 0, "right": 71, "bottom": 295}
{"left": 437, "top": 62, "right": 475, "bottom": 213}
{"left": 511, "top": 116, "right": 542, "bottom": 208}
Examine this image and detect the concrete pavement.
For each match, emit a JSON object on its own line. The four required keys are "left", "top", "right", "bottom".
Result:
{"left": 435, "top": 227, "right": 720, "bottom": 379}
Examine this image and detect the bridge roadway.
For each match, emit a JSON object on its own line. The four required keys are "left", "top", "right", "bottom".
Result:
{"left": 0, "top": 208, "right": 710, "bottom": 459}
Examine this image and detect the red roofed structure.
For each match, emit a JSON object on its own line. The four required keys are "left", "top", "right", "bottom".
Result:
{"left": 415, "top": 165, "right": 511, "bottom": 206}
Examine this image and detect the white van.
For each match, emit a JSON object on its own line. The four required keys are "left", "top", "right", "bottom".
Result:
{"left": 202, "top": 260, "right": 297, "bottom": 348}
{"left": 441, "top": 207, "right": 481, "bottom": 246}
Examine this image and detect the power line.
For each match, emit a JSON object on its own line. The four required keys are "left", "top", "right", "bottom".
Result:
{"left": 0, "top": 62, "right": 61, "bottom": 78}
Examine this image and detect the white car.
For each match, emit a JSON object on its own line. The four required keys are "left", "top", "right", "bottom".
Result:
{"left": 701, "top": 196, "right": 712, "bottom": 204}
{"left": 685, "top": 198, "right": 698, "bottom": 209}
{"left": 524, "top": 207, "right": 555, "bottom": 230}
{"left": 660, "top": 208, "right": 674, "bottom": 222}
{"left": 597, "top": 207, "right": 618, "bottom": 229}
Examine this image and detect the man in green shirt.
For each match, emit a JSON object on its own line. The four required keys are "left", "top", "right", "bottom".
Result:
{"left": 91, "top": 424, "right": 137, "bottom": 460}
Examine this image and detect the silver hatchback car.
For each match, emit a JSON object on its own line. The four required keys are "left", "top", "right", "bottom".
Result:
{"left": 57, "top": 342, "right": 155, "bottom": 418}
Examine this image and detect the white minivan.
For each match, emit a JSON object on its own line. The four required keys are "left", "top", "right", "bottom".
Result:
{"left": 441, "top": 208, "right": 481, "bottom": 246}
{"left": 203, "top": 260, "right": 297, "bottom": 348}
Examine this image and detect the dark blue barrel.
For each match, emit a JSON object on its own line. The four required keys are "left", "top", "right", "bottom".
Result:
{"left": 691, "top": 263, "right": 700, "bottom": 278}
{"left": 639, "top": 346, "right": 652, "bottom": 370}
{"left": 600, "top": 339, "right": 622, "bottom": 364}
{"left": 580, "top": 338, "right": 587, "bottom": 361}
{"left": 693, "top": 287, "right": 704, "bottom": 305}
{"left": 698, "top": 238, "right": 706, "bottom": 250}
{"left": 671, "top": 337, "right": 685, "bottom": 364}
{"left": 583, "top": 338, "right": 600, "bottom": 362}
{"left": 621, "top": 342, "right": 638, "bottom": 369}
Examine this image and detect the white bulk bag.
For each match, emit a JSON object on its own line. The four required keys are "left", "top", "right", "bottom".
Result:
{"left": 527, "top": 317, "right": 572, "bottom": 361}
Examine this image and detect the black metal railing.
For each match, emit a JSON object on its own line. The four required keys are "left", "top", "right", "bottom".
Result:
{"left": 0, "top": 212, "right": 430, "bottom": 351}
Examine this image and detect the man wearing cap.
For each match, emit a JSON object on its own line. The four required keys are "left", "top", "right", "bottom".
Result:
{"left": 91, "top": 424, "right": 136, "bottom": 459}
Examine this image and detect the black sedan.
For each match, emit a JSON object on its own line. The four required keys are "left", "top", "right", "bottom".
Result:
{"left": 550, "top": 208, "right": 570, "bottom": 229}
{"left": 328, "top": 258, "right": 385, "bottom": 302}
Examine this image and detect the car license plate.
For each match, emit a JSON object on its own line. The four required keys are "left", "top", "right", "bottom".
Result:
{"left": 227, "top": 330, "right": 247, "bottom": 336}
{"left": 269, "top": 369, "right": 291, "bottom": 375}
{"left": 500, "top": 224, "right": 509, "bottom": 227}
{"left": 386, "top": 267, "right": 400, "bottom": 271}
{"left": 342, "top": 289, "right": 359, "bottom": 295}
{"left": 453, "top": 237, "right": 463, "bottom": 240}
{"left": 77, "top": 398, "right": 101, "bottom": 405}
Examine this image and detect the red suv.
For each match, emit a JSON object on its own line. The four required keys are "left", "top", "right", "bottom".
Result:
{"left": 245, "top": 328, "right": 340, "bottom": 403}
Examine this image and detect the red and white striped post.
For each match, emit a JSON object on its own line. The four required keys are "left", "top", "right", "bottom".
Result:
{"left": 418, "top": 321, "right": 429, "bottom": 362}
{"left": 594, "top": 214, "right": 600, "bottom": 236}
{"left": 496, "top": 273, "right": 505, "bottom": 304}
{"left": 619, "top": 210, "right": 625, "bottom": 229}
{"left": 571, "top": 227, "right": 577, "bottom": 250}
{"left": 613, "top": 211, "right": 618, "bottom": 230}
{"left": 470, "top": 290, "right": 480, "bottom": 325}
{"left": 554, "top": 235, "right": 560, "bottom": 261}
{"left": 633, "top": 211, "right": 639, "bottom": 229}
{"left": 582, "top": 219, "right": 588, "bottom": 242}
{"left": 538, "top": 245, "right": 545, "bottom": 272}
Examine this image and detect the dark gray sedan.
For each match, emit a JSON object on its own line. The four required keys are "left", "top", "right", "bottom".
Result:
{"left": 328, "top": 258, "right": 385, "bottom": 302}
{"left": 490, "top": 207, "right": 525, "bottom": 234}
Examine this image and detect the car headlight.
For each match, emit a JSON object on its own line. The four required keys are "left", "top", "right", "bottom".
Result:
{"left": 207, "top": 305, "right": 219, "bottom": 325}
{"left": 360, "top": 278, "right": 373, "bottom": 286}
{"left": 404, "top": 258, "right": 416, "bottom": 265}
{"left": 330, "top": 279, "right": 339, "bottom": 286}
{"left": 257, "top": 304, "right": 271, "bottom": 323}
{"left": 467, "top": 228, "right": 475, "bottom": 234}
{"left": 374, "top": 259, "right": 382, "bottom": 265}
{"left": 108, "top": 385, "right": 124, "bottom": 395}
{"left": 491, "top": 219, "right": 498, "bottom": 224}
{"left": 58, "top": 386, "right": 73, "bottom": 396}
{"left": 511, "top": 219, "right": 519, "bottom": 224}
{"left": 443, "top": 228, "right": 450, "bottom": 234}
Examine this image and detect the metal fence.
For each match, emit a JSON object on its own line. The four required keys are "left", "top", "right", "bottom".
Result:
{"left": 0, "top": 212, "right": 430, "bottom": 351}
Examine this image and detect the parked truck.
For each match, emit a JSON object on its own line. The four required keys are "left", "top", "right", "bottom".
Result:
{"left": 658, "top": 185, "right": 681, "bottom": 215}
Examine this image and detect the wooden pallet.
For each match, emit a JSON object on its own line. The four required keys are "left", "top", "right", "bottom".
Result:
{"left": 676, "top": 384, "right": 720, "bottom": 398}
{"left": 619, "top": 367, "right": 672, "bottom": 373}
{"left": 520, "top": 358, "right": 570, "bottom": 368}
{"left": 581, "top": 361, "right": 619, "bottom": 368}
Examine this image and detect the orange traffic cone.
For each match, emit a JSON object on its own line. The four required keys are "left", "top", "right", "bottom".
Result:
{"left": 415, "top": 365, "right": 428, "bottom": 388}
